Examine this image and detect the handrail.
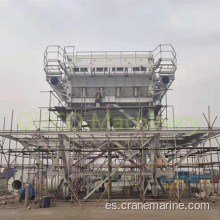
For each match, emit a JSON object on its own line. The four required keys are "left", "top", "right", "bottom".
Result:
{"left": 44, "top": 45, "right": 67, "bottom": 67}
{"left": 152, "top": 44, "right": 177, "bottom": 74}
{"left": 43, "top": 44, "right": 177, "bottom": 76}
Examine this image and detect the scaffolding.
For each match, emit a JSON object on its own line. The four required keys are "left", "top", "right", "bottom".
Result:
{"left": 0, "top": 45, "right": 219, "bottom": 207}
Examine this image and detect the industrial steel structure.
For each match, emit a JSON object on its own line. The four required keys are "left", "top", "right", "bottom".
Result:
{"left": 0, "top": 44, "right": 220, "bottom": 206}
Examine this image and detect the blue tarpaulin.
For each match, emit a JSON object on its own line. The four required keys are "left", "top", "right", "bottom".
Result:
{"left": 3, "top": 168, "right": 16, "bottom": 179}
{"left": 19, "top": 184, "right": 35, "bottom": 200}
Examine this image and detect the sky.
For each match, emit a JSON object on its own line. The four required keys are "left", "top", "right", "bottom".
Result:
{"left": 0, "top": 0, "right": 220, "bottom": 130}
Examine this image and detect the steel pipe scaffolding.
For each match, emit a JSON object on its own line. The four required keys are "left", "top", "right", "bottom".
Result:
{"left": 0, "top": 45, "right": 219, "bottom": 204}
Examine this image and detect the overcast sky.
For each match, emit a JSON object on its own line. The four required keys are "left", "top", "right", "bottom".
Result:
{"left": 0, "top": 0, "right": 220, "bottom": 129}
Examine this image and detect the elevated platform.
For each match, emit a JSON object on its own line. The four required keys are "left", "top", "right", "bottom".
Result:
{"left": 44, "top": 44, "right": 177, "bottom": 107}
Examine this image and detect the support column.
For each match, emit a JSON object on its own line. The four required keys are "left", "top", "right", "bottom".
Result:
{"left": 151, "top": 134, "right": 160, "bottom": 197}
{"left": 108, "top": 150, "right": 112, "bottom": 201}
{"left": 25, "top": 184, "right": 29, "bottom": 208}
{"left": 148, "top": 107, "right": 160, "bottom": 197}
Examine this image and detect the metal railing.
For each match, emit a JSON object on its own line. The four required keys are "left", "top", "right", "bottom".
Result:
{"left": 43, "top": 44, "right": 177, "bottom": 76}
{"left": 152, "top": 44, "right": 177, "bottom": 74}
{"left": 44, "top": 45, "right": 75, "bottom": 75}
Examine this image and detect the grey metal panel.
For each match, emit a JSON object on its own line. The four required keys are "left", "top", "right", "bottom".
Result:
{"left": 70, "top": 76, "right": 152, "bottom": 88}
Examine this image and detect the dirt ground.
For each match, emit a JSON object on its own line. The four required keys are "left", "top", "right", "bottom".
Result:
{"left": 0, "top": 200, "right": 220, "bottom": 220}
